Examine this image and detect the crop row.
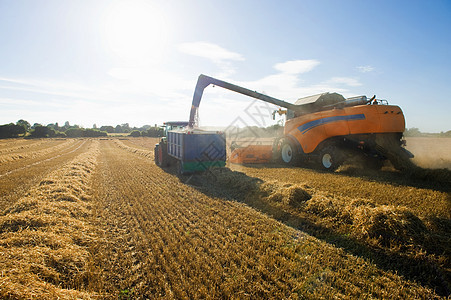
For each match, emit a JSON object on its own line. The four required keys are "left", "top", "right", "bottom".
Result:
{"left": 113, "top": 138, "right": 154, "bottom": 159}
{"left": 0, "top": 138, "right": 40, "bottom": 148}
{"left": 123, "top": 137, "right": 160, "bottom": 149}
{"left": 0, "top": 140, "right": 100, "bottom": 299}
{"left": 0, "top": 139, "right": 77, "bottom": 164}
{"left": 0, "top": 140, "right": 86, "bottom": 179}
{"left": 0, "top": 139, "right": 48, "bottom": 154}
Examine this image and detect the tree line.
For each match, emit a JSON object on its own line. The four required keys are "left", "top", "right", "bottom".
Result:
{"left": 0, "top": 120, "right": 164, "bottom": 139}
{"left": 5, "top": 120, "right": 448, "bottom": 139}
{"left": 404, "top": 127, "right": 451, "bottom": 138}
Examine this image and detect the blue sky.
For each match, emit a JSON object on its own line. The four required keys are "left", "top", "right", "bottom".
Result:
{"left": 0, "top": 0, "right": 450, "bottom": 132}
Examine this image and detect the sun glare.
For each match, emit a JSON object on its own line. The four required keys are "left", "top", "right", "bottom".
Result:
{"left": 104, "top": 0, "right": 169, "bottom": 65}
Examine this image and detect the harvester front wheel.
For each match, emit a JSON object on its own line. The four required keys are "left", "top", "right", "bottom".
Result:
{"left": 281, "top": 140, "right": 298, "bottom": 166}
{"left": 319, "top": 146, "right": 342, "bottom": 171}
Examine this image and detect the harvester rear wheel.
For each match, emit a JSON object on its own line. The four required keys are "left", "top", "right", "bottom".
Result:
{"left": 318, "top": 146, "right": 343, "bottom": 171}
{"left": 364, "top": 157, "right": 385, "bottom": 170}
{"left": 281, "top": 140, "right": 298, "bottom": 166}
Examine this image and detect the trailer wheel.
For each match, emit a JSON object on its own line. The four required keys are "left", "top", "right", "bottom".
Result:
{"left": 157, "top": 143, "right": 168, "bottom": 167}
{"left": 154, "top": 145, "right": 160, "bottom": 165}
{"left": 281, "top": 140, "right": 298, "bottom": 166}
{"left": 319, "top": 146, "right": 342, "bottom": 171}
{"left": 177, "top": 160, "right": 184, "bottom": 175}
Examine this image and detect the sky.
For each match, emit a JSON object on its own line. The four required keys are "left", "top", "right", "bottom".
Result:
{"left": 0, "top": 0, "right": 450, "bottom": 132}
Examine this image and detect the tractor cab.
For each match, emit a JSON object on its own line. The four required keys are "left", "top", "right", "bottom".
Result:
{"left": 163, "top": 121, "right": 188, "bottom": 136}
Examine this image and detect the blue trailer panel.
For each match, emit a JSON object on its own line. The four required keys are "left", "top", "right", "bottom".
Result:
{"left": 167, "top": 130, "right": 226, "bottom": 173}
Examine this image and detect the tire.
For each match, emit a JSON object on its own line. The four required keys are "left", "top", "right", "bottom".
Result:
{"left": 156, "top": 143, "right": 168, "bottom": 167}
{"left": 318, "top": 146, "right": 343, "bottom": 171}
{"left": 364, "top": 157, "right": 384, "bottom": 170}
{"left": 159, "top": 147, "right": 167, "bottom": 167}
{"left": 176, "top": 160, "right": 184, "bottom": 175}
{"left": 154, "top": 145, "right": 160, "bottom": 165}
{"left": 280, "top": 140, "right": 298, "bottom": 166}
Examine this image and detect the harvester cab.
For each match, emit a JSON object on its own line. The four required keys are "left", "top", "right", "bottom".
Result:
{"left": 188, "top": 74, "right": 414, "bottom": 172}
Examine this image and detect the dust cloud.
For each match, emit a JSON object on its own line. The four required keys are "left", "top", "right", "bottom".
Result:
{"left": 406, "top": 137, "right": 451, "bottom": 170}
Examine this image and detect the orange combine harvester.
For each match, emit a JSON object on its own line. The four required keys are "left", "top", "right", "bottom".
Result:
{"left": 188, "top": 75, "right": 413, "bottom": 171}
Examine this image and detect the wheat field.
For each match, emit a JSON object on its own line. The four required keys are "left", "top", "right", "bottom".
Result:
{"left": 0, "top": 137, "right": 449, "bottom": 299}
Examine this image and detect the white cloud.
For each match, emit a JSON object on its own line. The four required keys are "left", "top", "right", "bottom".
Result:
{"left": 329, "top": 77, "right": 362, "bottom": 87}
{"left": 357, "top": 65, "right": 374, "bottom": 73}
{"left": 0, "top": 76, "right": 121, "bottom": 103}
{"left": 178, "top": 42, "right": 244, "bottom": 63}
{"left": 274, "top": 59, "right": 320, "bottom": 74}
{"left": 227, "top": 59, "right": 350, "bottom": 102}
{"left": 178, "top": 42, "right": 245, "bottom": 78}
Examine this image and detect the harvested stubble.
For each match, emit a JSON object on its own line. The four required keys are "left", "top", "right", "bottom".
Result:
{"left": 88, "top": 140, "right": 438, "bottom": 299}
{"left": 199, "top": 168, "right": 450, "bottom": 296}
{"left": 113, "top": 138, "right": 154, "bottom": 159}
{"left": 0, "top": 140, "right": 101, "bottom": 299}
{"left": 123, "top": 136, "right": 160, "bottom": 150}
{"left": 0, "top": 140, "right": 89, "bottom": 212}
{"left": 0, "top": 139, "right": 76, "bottom": 164}
{"left": 0, "top": 139, "right": 48, "bottom": 155}
{"left": 0, "top": 138, "right": 40, "bottom": 148}
{"left": 234, "top": 164, "right": 450, "bottom": 221}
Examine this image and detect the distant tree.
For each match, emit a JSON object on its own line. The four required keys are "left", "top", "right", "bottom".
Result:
{"left": 121, "top": 123, "right": 131, "bottom": 133}
{"left": 129, "top": 130, "right": 141, "bottom": 137}
{"left": 144, "top": 127, "right": 164, "bottom": 137}
{"left": 100, "top": 125, "right": 115, "bottom": 133}
{"left": 83, "top": 129, "right": 107, "bottom": 137}
{"left": 32, "top": 123, "right": 42, "bottom": 129}
{"left": 93, "top": 124, "right": 97, "bottom": 129}
{"left": 30, "top": 125, "right": 55, "bottom": 138}
{"left": 65, "top": 128, "right": 107, "bottom": 137}
{"left": 16, "top": 119, "right": 31, "bottom": 132}
{"left": 139, "top": 125, "right": 151, "bottom": 131}
{"left": 439, "top": 130, "right": 451, "bottom": 138}
{"left": 0, "top": 123, "right": 26, "bottom": 138}
{"left": 115, "top": 125, "right": 123, "bottom": 133}
{"left": 404, "top": 127, "right": 422, "bottom": 137}
{"left": 47, "top": 123, "right": 57, "bottom": 131}
{"left": 65, "top": 128, "right": 84, "bottom": 137}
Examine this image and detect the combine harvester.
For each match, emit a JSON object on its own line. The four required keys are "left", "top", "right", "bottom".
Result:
{"left": 188, "top": 74, "right": 414, "bottom": 171}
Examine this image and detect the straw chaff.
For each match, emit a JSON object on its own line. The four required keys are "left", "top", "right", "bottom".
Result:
{"left": 0, "top": 140, "right": 102, "bottom": 299}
